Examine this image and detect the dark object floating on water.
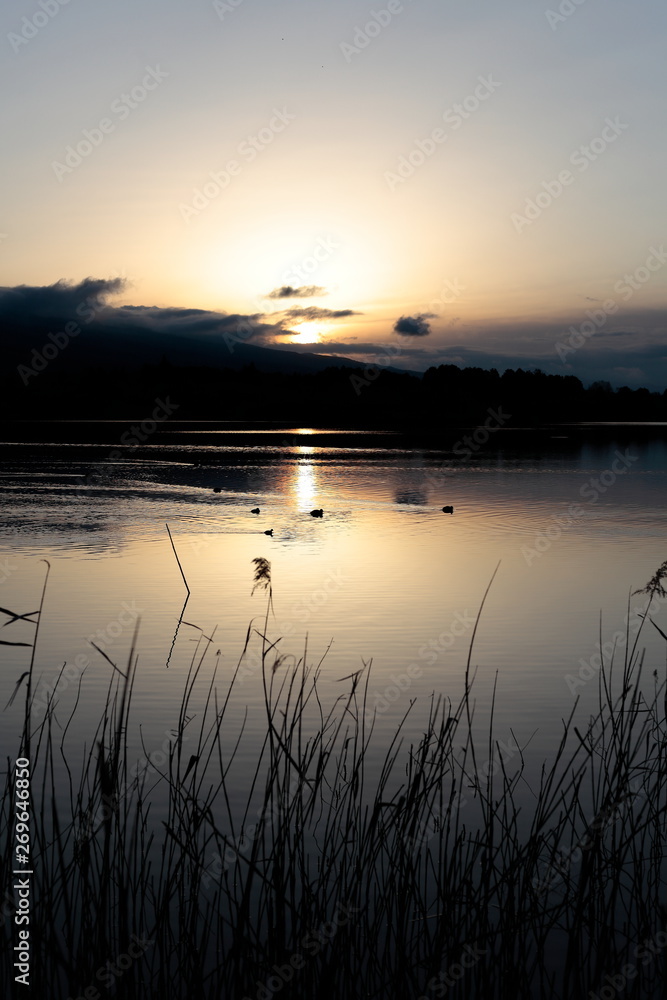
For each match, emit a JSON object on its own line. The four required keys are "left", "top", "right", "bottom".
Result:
{"left": 251, "top": 507, "right": 260, "bottom": 514}
{"left": 442, "top": 506, "right": 454, "bottom": 514}
{"left": 264, "top": 529, "right": 273, "bottom": 536}
{"left": 213, "top": 487, "right": 222, "bottom": 493}
{"left": 310, "top": 508, "right": 324, "bottom": 518}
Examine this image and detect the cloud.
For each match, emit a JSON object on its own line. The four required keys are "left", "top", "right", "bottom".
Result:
{"left": 272, "top": 340, "right": 427, "bottom": 356}
{"left": 270, "top": 340, "right": 385, "bottom": 353}
{"left": 280, "top": 306, "right": 360, "bottom": 323}
{"left": 393, "top": 314, "right": 433, "bottom": 337}
{"left": 4, "top": 278, "right": 667, "bottom": 388}
{"left": 0, "top": 276, "right": 125, "bottom": 323}
{"left": 113, "top": 303, "right": 277, "bottom": 339}
{"left": 265, "top": 285, "right": 327, "bottom": 299}
{"left": 268, "top": 339, "right": 428, "bottom": 372}
{"left": 0, "top": 277, "right": 282, "bottom": 346}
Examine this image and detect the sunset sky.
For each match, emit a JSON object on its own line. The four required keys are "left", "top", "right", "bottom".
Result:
{"left": 2, "top": 0, "right": 666, "bottom": 385}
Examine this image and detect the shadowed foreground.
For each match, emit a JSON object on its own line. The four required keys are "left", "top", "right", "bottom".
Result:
{"left": 2, "top": 562, "right": 667, "bottom": 999}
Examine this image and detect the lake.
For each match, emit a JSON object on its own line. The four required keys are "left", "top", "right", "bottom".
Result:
{"left": 1, "top": 421, "right": 666, "bottom": 773}
{"left": 3, "top": 421, "right": 667, "bottom": 997}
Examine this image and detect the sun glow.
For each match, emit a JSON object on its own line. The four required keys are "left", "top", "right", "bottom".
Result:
{"left": 290, "top": 322, "right": 321, "bottom": 345}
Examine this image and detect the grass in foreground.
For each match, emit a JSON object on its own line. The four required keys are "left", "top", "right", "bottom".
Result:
{"left": 1, "top": 561, "right": 667, "bottom": 999}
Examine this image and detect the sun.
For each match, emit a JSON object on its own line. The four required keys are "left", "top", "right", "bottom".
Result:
{"left": 290, "top": 322, "right": 321, "bottom": 345}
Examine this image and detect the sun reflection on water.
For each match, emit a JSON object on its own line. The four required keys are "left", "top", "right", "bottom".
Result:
{"left": 294, "top": 454, "right": 318, "bottom": 508}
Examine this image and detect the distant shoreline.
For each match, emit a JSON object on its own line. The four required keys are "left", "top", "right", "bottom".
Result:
{"left": 0, "top": 420, "right": 665, "bottom": 459}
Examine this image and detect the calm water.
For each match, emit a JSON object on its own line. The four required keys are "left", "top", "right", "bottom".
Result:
{"left": 1, "top": 424, "right": 666, "bottom": 788}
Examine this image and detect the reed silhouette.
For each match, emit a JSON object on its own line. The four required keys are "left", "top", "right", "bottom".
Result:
{"left": 2, "top": 561, "right": 667, "bottom": 998}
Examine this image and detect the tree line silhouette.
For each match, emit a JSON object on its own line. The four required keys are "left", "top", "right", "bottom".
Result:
{"left": 3, "top": 358, "right": 666, "bottom": 428}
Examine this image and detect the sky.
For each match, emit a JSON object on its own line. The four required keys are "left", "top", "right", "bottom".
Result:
{"left": 1, "top": 0, "right": 666, "bottom": 386}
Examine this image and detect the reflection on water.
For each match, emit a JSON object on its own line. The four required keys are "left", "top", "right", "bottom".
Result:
{"left": 294, "top": 450, "right": 319, "bottom": 509}
{"left": 1, "top": 428, "right": 667, "bottom": 776}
